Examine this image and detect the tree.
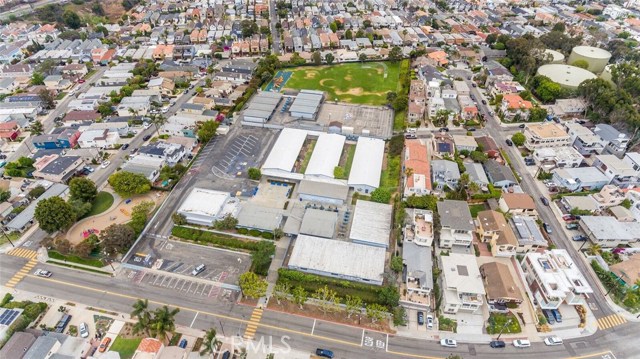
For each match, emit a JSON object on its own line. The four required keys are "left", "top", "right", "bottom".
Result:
{"left": 108, "top": 171, "right": 152, "bottom": 197}
{"left": 239, "top": 272, "right": 268, "bottom": 299}
{"left": 621, "top": 199, "right": 632, "bottom": 209}
{"left": 69, "top": 198, "right": 93, "bottom": 219}
{"left": 38, "top": 89, "right": 56, "bottom": 110}
{"left": 54, "top": 238, "right": 72, "bottom": 255}
{"left": 63, "top": 10, "right": 82, "bottom": 29}
{"left": 552, "top": 22, "right": 566, "bottom": 33}
{"left": 511, "top": 132, "right": 525, "bottom": 147}
{"left": 273, "top": 283, "right": 290, "bottom": 305}
{"left": 386, "top": 91, "right": 398, "bottom": 105}
{"left": 150, "top": 305, "right": 180, "bottom": 342}
{"left": 390, "top": 256, "right": 403, "bottom": 273}
{"left": 197, "top": 120, "right": 219, "bottom": 144}
{"left": 213, "top": 214, "right": 238, "bottom": 230}
{"left": 325, "top": 53, "right": 335, "bottom": 64}
{"left": 312, "top": 285, "right": 340, "bottom": 315}
{"left": 172, "top": 213, "right": 187, "bottom": 225}
{"left": 29, "top": 120, "right": 44, "bottom": 136}
{"left": 533, "top": 75, "right": 563, "bottom": 103}
{"left": 392, "top": 96, "right": 408, "bottom": 112}
{"left": 345, "top": 295, "right": 363, "bottom": 318}
{"left": 312, "top": 51, "right": 322, "bottom": 65}
{"left": 333, "top": 166, "right": 345, "bottom": 179}
{"left": 97, "top": 102, "right": 114, "bottom": 116}
{"left": 101, "top": 223, "right": 136, "bottom": 257}
{"left": 378, "top": 285, "right": 400, "bottom": 307}
{"left": 392, "top": 306, "right": 407, "bottom": 326}
{"left": 240, "top": 19, "right": 259, "bottom": 37}
{"left": 529, "top": 107, "right": 548, "bottom": 122}
{"left": 34, "top": 197, "right": 76, "bottom": 233}
{"left": 345, "top": 29, "right": 353, "bottom": 40}
{"left": 388, "top": 46, "right": 403, "bottom": 62}
{"left": 129, "top": 201, "right": 154, "bottom": 235}
{"left": 359, "top": 53, "right": 367, "bottom": 62}
{"left": 69, "top": 177, "right": 97, "bottom": 203}
{"left": 0, "top": 189, "right": 10, "bottom": 202}
{"left": 572, "top": 59, "right": 589, "bottom": 69}
{"left": 149, "top": 113, "right": 167, "bottom": 136}
{"left": 200, "top": 328, "right": 222, "bottom": 355}
{"left": 291, "top": 286, "right": 308, "bottom": 309}
{"left": 30, "top": 72, "right": 45, "bottom": 86}
{"left": 470, "top": 150, "right": 488, "bottom": 163}
{"left": 365, "top": 303, "right": 387, "bottom": 323}
{"left": 371, "top": 188, "right": 392, "bottom": 203}
{"left": 248, "top": 167, "right": 261, "bottom": 180}
{"left": 586, "top": 243, "right": 602, "bottom": 256}
{"left": 28, "top": 185, "right": 46, "bottom": 199}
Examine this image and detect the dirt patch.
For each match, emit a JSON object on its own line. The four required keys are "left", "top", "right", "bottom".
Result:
{"left": 318, "top": 78, "right": 334, "bottom": 87}
{"left": 303, "top": 71, "right": 318, "bottom": 79}
{"left": 344, "top": 75, "right": 353, "bottom": 81}
{"left": 267, "top": 300, "right": 394, "bottom": 333}
{"left": 335, "top": 88, "right": 364, "bottom": 96}
{"left": 117, "top": 322, "right": 146, "bottom": 339}
{"left": 102, "top": 0, "right": 127, "bottom": 21}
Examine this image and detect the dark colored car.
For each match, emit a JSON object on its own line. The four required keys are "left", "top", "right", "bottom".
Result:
{"left": 316, "top": 348, "right": 334, "bottom": 358}
{"left": 482, "top": 100, "right": 487, "bottom": 105}
{"left": 439, "top": 127, "right": 449, "bottom": 132}
{"left": 506, "top": 139, "right": 513, "bottom": 146}
{"left": 490, "top": 340, "right": 506, "bottom": 348}
{"left": 572, "top": 235, "right": 587, "bottom": 241}
{"left": 543, "top": 223, "right": 552, "bottom": 234}
{"left": 417, "top": 311, "right": 425, "bottom": 325}
{"left": 468, "top": 127, "right": 476, "bottom": 131}
{"left": 543, "top": 309, "right": 556, "bottom": 325}
{"left": 178, "top": 338, "right": 187, "bottom": 348}
{"left": 143, "top": 134, "right": 152, "bottom": 141}
{"left": 121, "top": 144, "right": 129, "bottom": 150}
{"left": 519, "top": 124, "right": 526, "bottom": 128}
{"left": 540, "top": 196, "right": 550, "bottom": 206}
{"left": 551, "top": 309, "right": 563, "bottom": 323}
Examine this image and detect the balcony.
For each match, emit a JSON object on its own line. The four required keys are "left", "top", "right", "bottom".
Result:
{"left": 459, "top": 293, "right": 483, "bottom": 306}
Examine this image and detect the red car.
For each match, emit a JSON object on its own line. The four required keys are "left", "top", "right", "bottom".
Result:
{"left": 77, "top": 79, "right": 86, "bottom": 83}
{"left": 562, "top": 214, "right": 576, "bottom": 221}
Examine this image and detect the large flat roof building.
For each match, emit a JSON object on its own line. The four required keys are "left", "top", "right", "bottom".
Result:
{"left": 349, "top": 200, "right": 392, "bottom": 248}
{"left": 348, "top": 137, "right": 385, "bottom": 194}
{"left": 289, "top": 90, "right": 323, "bottom": 119}
{"left": 299, "top": 208, "right": 338, "bottom": 238}
{"left": 288, "top": 235, "right": 386, "bottom": 285}
{"left": 177, "top": 188, "right": 235, "bottom": 226}
{"left": 242, "top": 91, "right": 282, "bottom": 123}
{"left": 297, "top": 179, "right": 349, "bottom": 205}
{"left": 305, "top": 133, "right": 345, "bottom": 179}
{"left": 236, "top": 204, "right": 283, "bottom": 232}
{"left": 261, "top": 128, "right": 307, "bottom": 180}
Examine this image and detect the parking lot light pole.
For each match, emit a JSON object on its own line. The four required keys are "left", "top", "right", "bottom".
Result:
{"left": 496, "top": 318, "right": 512, "bottom": 341}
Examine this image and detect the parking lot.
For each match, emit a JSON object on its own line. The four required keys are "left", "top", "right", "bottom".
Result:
{"left": 211, "top": 134, "right": 260, "bottom": 179}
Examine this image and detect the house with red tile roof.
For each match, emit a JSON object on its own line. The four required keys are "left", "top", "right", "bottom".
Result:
{"left": 501, "top": 94, "right": 533, "bottom": 121}
{"left": 404, "top": 139, "right": 432, "bottom": 196}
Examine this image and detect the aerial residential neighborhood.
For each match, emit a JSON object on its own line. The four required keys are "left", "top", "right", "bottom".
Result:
{"left": 0, "top": 0, "right": 639, "bottom": 358}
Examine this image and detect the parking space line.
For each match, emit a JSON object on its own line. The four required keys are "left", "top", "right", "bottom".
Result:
{"left": 180, "top": 280, "right": 188, "bottom": 291}
{"left": 137, "top": 273, "right": 146, "bottom": 284}
{"left": 185, "top": 282, "right": 194, "bottom": 293}
{"left": 152, "top": 275, "right": 162, "bottom": 285}
{"left": 311, "top": 319, "right": 316, "bottom": 335}
{"left": 201, "top": 285, "right": 210, "bottom": 296}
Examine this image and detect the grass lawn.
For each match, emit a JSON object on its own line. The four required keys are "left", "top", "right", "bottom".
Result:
{"left": 486, "top": 313, "right": 522, "bottom": 334}
{"left": 380, "top": 155, "right": 401, "bottom": 190}
{"left": 469, "top": 204, "right": 487, "bottom": 218}
{"left": 48, "top": 250, "right": 104, "bottom": 268}
{"left": 0, "top": 231, "right": 20, "bottom": 246}
{"left": 86, "top": 192, "right": 114, "bottom": 217}
{"left": 438, "top": 316, "right": 457, "bottom": 332}
{"left": 394, "top": 110, "right": 406, "bottom": 131}
{"left": 55, "top": 92, "right": 67, "bottom": 100}
{"left": 109, "top": 337, "right": 142, "bottom": 359}
{"left": 284, "top": 62, "right": 402, "bottom": 105}
{"left": 343, "top": 145, "right": 357, "bottom": 178}
{"left": 299, "top": 140, "right": 316, "bottom": 174}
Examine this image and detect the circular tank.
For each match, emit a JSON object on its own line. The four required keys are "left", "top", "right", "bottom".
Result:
{"left": 544, "top": 49, "right": 565, "bottom": 64}
{"left": 600, "top": 64, "right": 614, "bottom": 85}
{"left": 537, "top": 64, "right": 598, "bottom": 90}
{"left": 568, "top": 46, "right": 612, "bottom": 74}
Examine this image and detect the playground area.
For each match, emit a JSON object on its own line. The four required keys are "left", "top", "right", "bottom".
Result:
{"left": 66, "top": 191, "right": 165, "bottom": 245}
{"left": 271, "top": 62, "right": 403, "bottom": 105}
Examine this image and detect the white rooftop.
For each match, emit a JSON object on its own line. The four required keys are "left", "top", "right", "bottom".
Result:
{"left": 525, "top": 249, "right": 593, "bottom": 297}
{"left": 305, "top": 133, "right": 345, "bottom": 179}
{"left": 288, "top": 235, "right": 386, "bottom": 284}
{"left": 178, "top": 188, "right": 229, "bottom": 218}
{"left": 349, "top": 200, "right": 392, "bottom": 248}
{"left": 347, "top": 137, "right": 385, "bottom": 189}
{"left": 261, "top": 128, "right": 307, "bottom": 173}
{"left": 441, "top": 253, "right": 485, "bottom": 295}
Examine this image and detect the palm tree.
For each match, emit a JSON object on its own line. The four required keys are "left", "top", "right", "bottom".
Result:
{"left": 199, "top": 328, "right": 222, "bottom": 356}
{"left": 128, "top": 107, "right": 139, "bottom": 120}
{"left": 150, "top": 305, "right": 180, "bottom": 343}
{"left": 131, "top": 299, "right": 151, "bottom": 336}
{"left": 150, "top": 113, "right": 167, "bottom": 136}
{"left": 586, "top": 243, "right": 602, "bottom": 256}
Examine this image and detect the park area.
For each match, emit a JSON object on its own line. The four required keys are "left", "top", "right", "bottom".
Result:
{"left": 280, "top": 62, "right": 403, "bottom": 105}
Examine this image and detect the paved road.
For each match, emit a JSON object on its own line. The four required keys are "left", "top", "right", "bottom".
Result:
{"left": 268, "top": 0, "right": 281, "bottom": 55}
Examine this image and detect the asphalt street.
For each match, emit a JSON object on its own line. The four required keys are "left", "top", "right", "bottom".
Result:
{"left": 268, "top": 0, "right": 281, "bottom": 55}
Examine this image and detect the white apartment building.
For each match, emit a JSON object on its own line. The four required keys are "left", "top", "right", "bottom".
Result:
{"left": 523, "top": 122, "right": 571, "bottom": 151}
{"left": 440, "top": 253, "right": 485, "bottom": 314}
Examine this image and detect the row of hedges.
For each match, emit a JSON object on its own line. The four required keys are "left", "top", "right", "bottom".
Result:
{"left": 172, "top": 226, "right": 263, "bottom": 252}
{"left": 471, "top": 184, "right": 502, "bottom": 200}
{"left": 237, "top": 227, "right": 274, "bottom": 239}
{"left": 277, "top": 268, "right": 385, "bottom": 306}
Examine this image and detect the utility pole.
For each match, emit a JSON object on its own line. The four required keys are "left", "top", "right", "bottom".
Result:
{"left": 0, "top": 227, "right": 14, "bottom": 247}
{"left": 496, "top": 318, "right": 512, "bottom": 340}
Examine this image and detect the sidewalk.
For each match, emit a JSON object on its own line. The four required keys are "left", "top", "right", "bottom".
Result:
{"left": 0, "top": 224, "right": 39, "bottom": 254}
{"left": 262, "top": 236, "right": 291, "bottom": 307}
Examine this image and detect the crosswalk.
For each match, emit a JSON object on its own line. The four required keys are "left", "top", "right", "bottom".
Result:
{"left": 5, "top": 259, "right": 37, "bottom": 288}
{"left": 243, "top": 307, "right": 264, "bottom": 340}
{"left": 597, "top": 314, "right": 627, "bottom": 330}
{"left": 7, "top": 247, "right": 38, "bottom": 260}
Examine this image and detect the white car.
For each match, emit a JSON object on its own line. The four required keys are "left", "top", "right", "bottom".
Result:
{"left": 79, "top": 322, "right": 89, "bottom": 338}
{"left": 34, "top": 269, "right": 52, "bottom": 278}
{"left": 513, "top": 339, "right": 531, "bottom": 348}
{"left": 544, "top": 336, "right": 563, "bottom": 346}
{"left": 440, "top": 339, "right": 457, "bottom": 348}
{"left": 101, "top": 161, "right": 110, "bottom": 168}
{"left": 143, "top": 122, "right": 152, "bottom": 129}
{"left": 426, "top": 314, "right": 434, "bottom": 329}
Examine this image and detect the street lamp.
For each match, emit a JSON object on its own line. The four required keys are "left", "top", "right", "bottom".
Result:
{"left": 496, "top": 318, "right": 512, "bottom": 340}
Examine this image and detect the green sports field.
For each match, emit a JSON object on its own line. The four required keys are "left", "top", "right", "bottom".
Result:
{"left": 284, "top": 62, "right": 402, "bottom": 105}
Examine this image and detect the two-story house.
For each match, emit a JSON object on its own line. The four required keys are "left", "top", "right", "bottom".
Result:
{"left": 477, "top": 210, "right": 517, "bottom": 257}
{"left": 437, "top": 200, "right": 474, "bottom": 248}
{"left": 404, "top": 139, "right": 431, "bottom": 197}
{"left": 500, "top": 94, "right": 532, "bottom": 121}
{"left": 480, "top": 262, "right": 524, "bottom": 308}
{"left": 440, "top": 253, "right": 485, "bottom": 314}
{"left": 137, "top": 141, "right": 185, "bottom": 166}
{"left": 32, "top": 155, "right": 84, "bottom": 183}
{"left": 564, "top": 122, "right": 605, "bottom": 156}
{"left": 593, "top": 154, "right": 639, "bottom": 188}
{"left": 32, "top": 129, "right": 80, "bottom": 150}
{"left": 593, "top": 124, "right": 629, "bottom": 158}
{"left": 431, "top": 160, "right": 460, "bottom": 191}
{"left": 499, "top": 193, "right": 537, "bottom": 217}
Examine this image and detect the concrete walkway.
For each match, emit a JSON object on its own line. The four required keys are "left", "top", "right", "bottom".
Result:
{"left": 261, "top": 236, "right": 291, "bottom": 307}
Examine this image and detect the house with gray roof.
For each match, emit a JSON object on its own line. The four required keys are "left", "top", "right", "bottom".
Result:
{"left": 431, "top": 160, "right": 460, "bottom": 191}
{"left": 6, "top": 183, "right": 69, "bottom": 232}
{"left": 483, "top": 159, "right": 517, "bottom": 188}
{"left": 32, "top": 156, "right": 84, "bottom": 184}
{"left": 437, "top": 200, "right": 474, "bottom": 248}
{"left": 464, "top": 162, "right": 489, "bottom": 188}
{"left": 0, "top": 331, "right": 36, "bottom": 359}
{"left": 402, "top": 240, "right": 433, "bottom": 309}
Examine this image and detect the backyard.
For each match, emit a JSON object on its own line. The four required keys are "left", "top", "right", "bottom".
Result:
{"left": 486, "top": 313, "right": 522, "bottom": 334}
{"left": 284, "top": 62, "right": 402, "bottom": 105}
{"left": 108, "top": 337, "right": 142, "bottom": 359}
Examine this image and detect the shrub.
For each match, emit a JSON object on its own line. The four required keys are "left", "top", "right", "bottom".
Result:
{"left": 237, "top": 228, "right": 249, "bottom": 235}
{"left": 249, "top": 229, "right": 261, "bottom": 237}
{"left": 171, "top": 226, "right": 262, "bottom": 251}
{"left": 261, "top": 232, "right": 274, "bottom": 239}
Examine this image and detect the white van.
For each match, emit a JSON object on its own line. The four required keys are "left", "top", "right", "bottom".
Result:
{"left": 513, "top": 339, "right": 531, "bottom": 348}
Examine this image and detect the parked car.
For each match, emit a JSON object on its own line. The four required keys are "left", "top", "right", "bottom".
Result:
{"left": 540, "top": 196, "right": 550, "bottom": 206}
{"left": 490, "top": 340, "right": 506, "bottom": 348}
{"left": 426, "top": 314, "right": 434, "bottom": 329}
{"left": 513, "top": 339, "right": 531, "bottom": 348}
{"left": 506, "top": 139, "right": 513, "bottom": 146}
{"left": 543, "top": 223, "right": 552, "bottom": 234}
{"left": 99, "top": 337, "right": 111, "bottom": 352}
{"left": 566, "top": 223, "right": 579, "bottom": 230}
{"left": 143, "top": 134, "right": 152, "bottom": 141}
{"left": 489, "top": 303, "right": 509, "bottom": 313}
{"left": 519, "top": 124, "right": 526, "bottom": 128}
{"left": 440, "top": 339, "right": 457, "bottom": 348}
{"left": 79, "top": 322, "right": 89, "bottom": 338}
{"left": 572, "top": 235, "right": 587, "bottom": 241}
{"left": 178, "top": 339, "right": 188, "bottom": 349}
{"left": 417, "top": 311, "right": 424, "bottom": 325}
{"left": 551, "top": 309, "right": 563, "bottom": 323}
{"left": 543, "top": 309, "right": 555, "bottom": 324}
{"left": 472, "top": 83, "right": 477, "bottom": 87}
{"left": 34, "top": 269, "right": 52, "bottom": 278}
{"left": 77, "top": 79, "right": 85, "bottom": 83}
{"left": 121, "top": 144, "right": 130, "bottom": 150}
{"left": 83, "top": 166, "right": 94, "bottom": 173}
{"left": 315, "top": 349, "right": 334, "bottom": 358}
{"left": 101, "top": 161, "right": 110, "bottom": 168}
{"left": 544, "top": 336, "right": 563, "bottom": 346}
{"left": 482, "top": 99, "right": 487, "bottom": 105}
{"left": 439, "top": 127, "right": 449, "bottom": 132}
{"left": 192, "top": 264, "right": 206, "bottom": 276}
{"left": 562, "top": 214, "right": 576, "bottom": 221}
